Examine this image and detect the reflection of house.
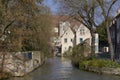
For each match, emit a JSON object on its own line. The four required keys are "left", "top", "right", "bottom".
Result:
{"left": 110, "top": 8, "right": 120, "bottom": 59}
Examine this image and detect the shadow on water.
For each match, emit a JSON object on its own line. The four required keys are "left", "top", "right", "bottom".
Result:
{"left": 10, "top": 57, "right": 120, "bottom": 80}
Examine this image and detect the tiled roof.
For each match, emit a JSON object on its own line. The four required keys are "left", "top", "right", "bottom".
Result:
{"left": 51, "top": 15, "right": 81, "bottom": 28}
{"left": 51, "top": 15, "right": 82, "bottom": 37}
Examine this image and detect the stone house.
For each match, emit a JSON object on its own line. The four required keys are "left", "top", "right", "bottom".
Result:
{"left": 52, "top": 15, "right": 99, "bottom": 56}
{"left": 75, "top": 24, "right": 99, "bottom": 53}
{"left": 54, "top": 21, "right": 98, "bottom": 55}
{"left": 59, "top": 21, "right": 75, "bottom": 54}
{"left": 75, "top": 24, "right": 92, "bottom": 46}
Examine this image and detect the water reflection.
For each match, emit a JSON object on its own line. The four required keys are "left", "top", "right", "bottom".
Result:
{"left": 10, "top": 57, "right": 120, "bottom": 80}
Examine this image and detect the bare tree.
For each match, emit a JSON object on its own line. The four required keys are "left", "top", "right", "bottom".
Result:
{"left": 96, "top": 0, "right": 119, "bottom": 61}
{"left": 58, "top": 0, "right": 119, "bottom": 60}
{"left": 0, "top": 0, "right": 53, "bottom": 78}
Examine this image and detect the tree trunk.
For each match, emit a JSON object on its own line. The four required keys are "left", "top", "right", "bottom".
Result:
{"left": 90, "top": 30, "right": 95, "bottom": 57}
{"left": 106, "top": 22, "right": 114, "bottom": 61}
{"left": 1, "top": 52, "right": 6, "bottom": 72}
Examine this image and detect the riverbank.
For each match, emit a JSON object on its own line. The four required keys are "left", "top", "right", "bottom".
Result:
{"left": 10, "top": 57, "right": 120, "bottom": 80}
{"left": 75, "top": 59, "right": 120, "bottom": 75}
{"left": 85, "top": 67, "right": 120, "bottom": 75}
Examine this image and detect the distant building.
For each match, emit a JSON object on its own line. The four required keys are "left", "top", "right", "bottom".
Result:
{"left": 52, "top": 15, "right": 99, "bottom": 56}
{"left": 58, "top": 21, "right": 75, "bottom": 54}
{"left": 75, "top": 24, "right": 92, "bottom": 46}
{"left": 110, "top": 8, "right": 120, "bottom": 59}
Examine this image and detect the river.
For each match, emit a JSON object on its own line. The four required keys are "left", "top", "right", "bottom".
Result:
{"left": 10, "top": 57, "right": 120, "bottom": 80}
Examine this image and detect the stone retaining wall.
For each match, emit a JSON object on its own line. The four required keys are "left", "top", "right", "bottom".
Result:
{"left": 0, "top": 51, "right": 45, "bottom": 77}
{"left": 101, "top": 68, "right": 120, "bottom": 75}
{"left": 85, "top": 67, "right": 120, "bottom": 75}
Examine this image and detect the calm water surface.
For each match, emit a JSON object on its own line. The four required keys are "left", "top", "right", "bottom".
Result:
{"left": 10, "top": 57, "right": 120, "bottom": 80}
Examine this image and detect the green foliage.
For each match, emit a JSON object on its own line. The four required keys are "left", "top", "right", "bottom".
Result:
{"left": 63, "top": 51, "right": 72, "bottom": 57}
{"left": 71, "top": 41, "right": 91, "bottom": 67}
{"left": 21, "top": 15, "right": 53, "bottom": 55}
{"left": 63, "top": 43, "right": 84, "bottom": 58}
{"left": 72, "top": 41, "right": 90, "bottom": 59}
{"left": 0, "top": 0, "right": 53, "bottom": 54}
{"left": 79, "top": 59, "right": 120, "bottom": 70}
{"left": 96, "top": 21, "right": 107, "bottom": 42}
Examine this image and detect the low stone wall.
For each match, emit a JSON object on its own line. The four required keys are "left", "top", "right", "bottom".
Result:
{"left": 0, "top": 51, "right": 45, "bottom": 77}
{"left": 85, "top": 67, "right": 120, "bottom": 75}
{"left": 101, "top": 68, "right": 120, "bottom": 75}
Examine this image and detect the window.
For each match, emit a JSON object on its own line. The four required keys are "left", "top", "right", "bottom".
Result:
{"left": 80, "top": 38, "right": 83, "bottom": 43}
{"left": 64, "top": 38, "right": 67, "bottom": 43}
{"left": 83, "top": 29, "right": 85, "bottom": 35}
{"left": 80, "top": 29, "right": 85, "bottom": 35}
{"left": 95, "top": 38, "right": 98, "bottom": 43}
{"left": 71, "top": 39, "right": 73, "bottom": 42}
{"left": 95, "top": 45, "right": 98, "bottom": 52}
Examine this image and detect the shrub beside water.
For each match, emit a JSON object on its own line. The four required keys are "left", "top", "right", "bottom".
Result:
{"left": 69, "top": 40, "right": 120, "bottom": 72}
{"left": 79, "top": 59, "right": 120, "bottom": 70}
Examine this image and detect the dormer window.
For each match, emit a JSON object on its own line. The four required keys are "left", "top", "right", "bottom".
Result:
{"left": 80, "top": 29, "right": 85, "bottom": 35}
{"left": 64, "top": 38, "right": 67, "bottom": 43}
{"left": 83, "top": 29, "right": 85, "bottom": 35}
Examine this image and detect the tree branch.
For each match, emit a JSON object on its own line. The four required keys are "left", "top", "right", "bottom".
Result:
{"left": 0, "top": 20, "right": 15, "bottom": 37}
{"left": 106, "top": 0, "right": 118, "bottom": 20}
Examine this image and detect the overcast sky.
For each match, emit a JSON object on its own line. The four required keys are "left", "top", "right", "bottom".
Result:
{"left": 43, "top": 0, "right": 59, "bottom": 14}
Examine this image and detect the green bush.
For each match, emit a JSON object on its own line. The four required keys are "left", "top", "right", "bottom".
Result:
{"left": 71, "top": 42, "right": 91, "bottom": 61}
{"left": 79, "top": 59, "right": 120, "bottom": 70}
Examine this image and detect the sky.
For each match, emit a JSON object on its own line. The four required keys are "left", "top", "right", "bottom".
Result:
{"left": 42, "top": 0, "right": 120, "bottom": 24}
{"left": 43, "top": 0, "right": 59, "bottom": 14}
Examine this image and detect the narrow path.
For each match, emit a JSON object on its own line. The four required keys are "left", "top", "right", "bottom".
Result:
{"left": 10, "top": 57, "right": 120, "bottom": 80}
